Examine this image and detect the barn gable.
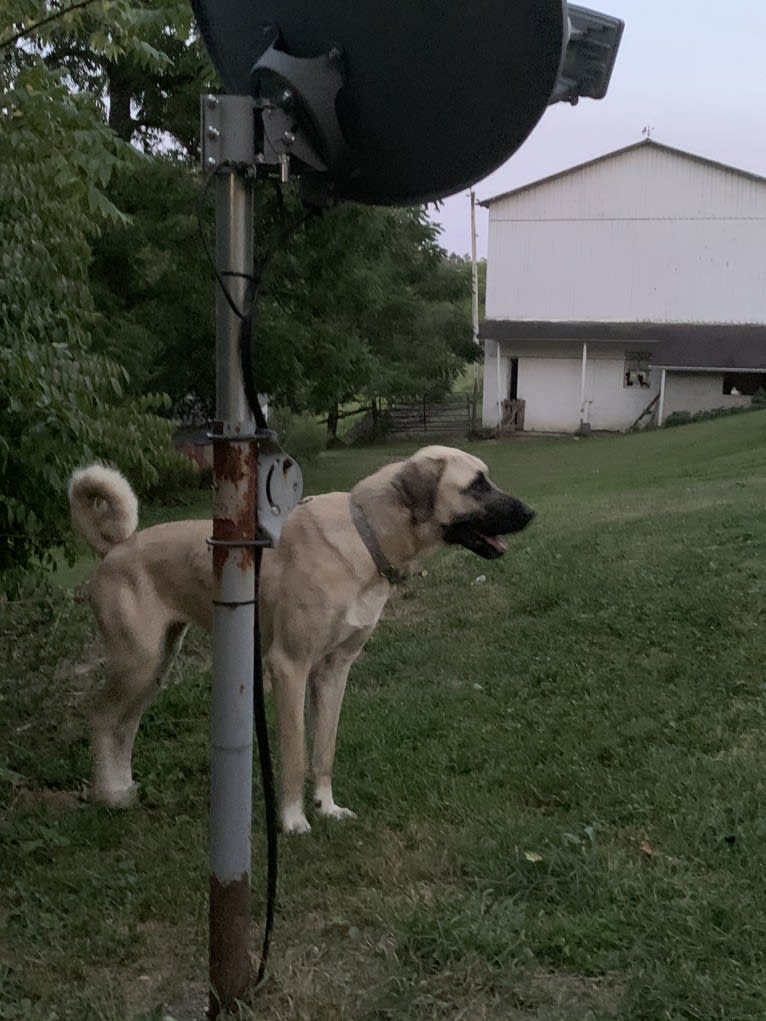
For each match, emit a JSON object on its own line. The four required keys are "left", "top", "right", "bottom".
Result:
{"left": 482, "top": 139, "right": 766, "bottom": 325}
{"left": 482, "top": 139, "right": 766, "bottom": 222}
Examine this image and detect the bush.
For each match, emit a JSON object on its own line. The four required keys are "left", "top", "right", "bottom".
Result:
{"left": 663, "top": 404, "right": 760, "bottom": 428}
{"left": 663, "top": 411, "right": 693, "bottom": 428}
{"left": 269, "top": 409, "right": 326, "bottom": 465}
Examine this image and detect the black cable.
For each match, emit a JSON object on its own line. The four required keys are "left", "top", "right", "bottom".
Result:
{"left": 196, "top": 167, "right": 251, "bottom": 322}
{"left": 251, "top": 546, "right": 277, "bottom": 987}
{"left": 197, "top": 164, "right": 316, "bottom": 434}
{"left": 238, "top": 203, "right": 316, "bottom": 434}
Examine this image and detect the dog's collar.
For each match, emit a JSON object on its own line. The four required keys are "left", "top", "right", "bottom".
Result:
{"left": 349, "top": 497, "right": 408, "bottom": 585}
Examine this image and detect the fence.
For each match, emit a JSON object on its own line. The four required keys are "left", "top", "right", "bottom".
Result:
{"left": 381, "top": 395, "right": 476, "bottom": 439}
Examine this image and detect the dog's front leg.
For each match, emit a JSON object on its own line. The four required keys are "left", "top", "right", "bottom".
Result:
{"left": 270, "top": 653, "right": 311, "bottom": 834}
{"left": 309, "top": 653, "right": 356, "bottom": 823}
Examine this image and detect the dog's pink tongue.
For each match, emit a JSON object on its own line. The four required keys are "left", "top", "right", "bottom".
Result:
{"left": 484, "top": 535, "right": 508, "bottom": 552}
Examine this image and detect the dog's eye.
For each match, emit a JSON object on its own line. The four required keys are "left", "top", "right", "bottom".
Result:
{"left": 471, "top": 473, "right": 491, "bottom": 494}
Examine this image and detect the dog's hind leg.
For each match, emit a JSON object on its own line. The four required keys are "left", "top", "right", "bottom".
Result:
{"left": 90, "top": 619, "right": 183, "bottom": 807}
{"left": 157, "top": 622, "right": 190, "bottom": 687}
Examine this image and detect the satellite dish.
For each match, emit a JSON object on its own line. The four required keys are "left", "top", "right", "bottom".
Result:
{"left": 192, "top": 0, "right": 570, "bottom": 204}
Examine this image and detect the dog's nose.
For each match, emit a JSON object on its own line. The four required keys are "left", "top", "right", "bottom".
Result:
{"left": 516, "top": 501, "right": 535, "bottom": 528}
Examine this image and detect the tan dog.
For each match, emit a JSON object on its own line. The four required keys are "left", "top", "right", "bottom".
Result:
{"left": 69, "top": 446, "right": 534, "bottom": 833}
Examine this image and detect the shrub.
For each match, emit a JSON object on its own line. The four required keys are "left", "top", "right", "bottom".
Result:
{"left": 663, "top": 404, "right": 760, "bottom": 428}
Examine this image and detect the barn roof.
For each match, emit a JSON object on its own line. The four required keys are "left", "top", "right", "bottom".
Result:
{"left": 479, "top": 139, "right": 766, "bottom": 208}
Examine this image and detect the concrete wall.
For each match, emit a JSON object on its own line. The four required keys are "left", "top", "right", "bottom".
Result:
{"left": 662, "top": 372, "right": 750, "bottom": 421}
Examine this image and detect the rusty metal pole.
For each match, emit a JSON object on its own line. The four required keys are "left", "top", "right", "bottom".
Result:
{"left": 208, "top": 138, "right": 257, "bottom": 1016}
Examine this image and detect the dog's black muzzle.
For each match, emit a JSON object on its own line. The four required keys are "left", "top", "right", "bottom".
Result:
{"left": 443, "top": 491, "right": 535, "bottom": 560}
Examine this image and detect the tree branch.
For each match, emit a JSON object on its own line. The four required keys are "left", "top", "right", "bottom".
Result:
{"left": 0, "top": 0, "right": 101, "bottom": 52}
{"left": 318, "top": 404, "right": 373, "bottom": 425}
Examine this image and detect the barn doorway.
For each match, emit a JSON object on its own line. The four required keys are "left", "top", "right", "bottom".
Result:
{"left": 510, "top": 357, "right": 519, "bottom": 400}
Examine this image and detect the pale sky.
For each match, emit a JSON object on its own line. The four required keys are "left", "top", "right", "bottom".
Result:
{"left": 430, "top": 0, "right": 766, "bottom": 258}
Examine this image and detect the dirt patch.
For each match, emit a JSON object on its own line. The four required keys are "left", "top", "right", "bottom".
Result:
{"left": 231, "top": 910, "right": 395, "bottom": 1021}
{"left": 112, "top": 921, "right": 208, "bottom": 1021}
{"left": 9, "top": 787, "right": 84, "bottom": 813}
{"left": 517, "top": 968, "right": 626, "bottom": 1018}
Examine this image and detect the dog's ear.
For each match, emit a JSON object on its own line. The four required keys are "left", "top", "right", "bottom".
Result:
{"left": 393, "top": 455, "right": 445, "bottom": 524}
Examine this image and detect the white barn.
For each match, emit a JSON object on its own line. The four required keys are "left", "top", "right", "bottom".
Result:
{"left": 480, "top": 139, "right": 766, "bottom": 432}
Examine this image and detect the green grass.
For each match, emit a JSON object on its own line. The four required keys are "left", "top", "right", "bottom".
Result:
{"left": 3, "top": 413, "right": 766, "bottom": 1019}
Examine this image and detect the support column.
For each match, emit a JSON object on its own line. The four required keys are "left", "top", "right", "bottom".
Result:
{"left": 496, "top": 340, "right": 503, "bottom": 428}
{"left": 470, "top": 191, "right": 480, "bottom": 349}
{"left": 209, "top": 163, "right": 257, "bottom": 1019}
{"left": 657, "top": 368, "right": 667, "bottom": 427}
{"left": 578, "top": 341, "right": 589, "bottom": 431}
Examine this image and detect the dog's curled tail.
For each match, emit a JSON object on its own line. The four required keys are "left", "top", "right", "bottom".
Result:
{"left": 68, "top": 464, "right": 139, "bottom": 556}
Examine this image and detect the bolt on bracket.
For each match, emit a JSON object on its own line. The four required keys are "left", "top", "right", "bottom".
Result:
{"left": 201, "top": 94, "right": 257, "bottom": 171}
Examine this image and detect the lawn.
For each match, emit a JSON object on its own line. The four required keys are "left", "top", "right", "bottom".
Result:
{"left": 2, "top": 412, "right": 766, "bottom": 1020}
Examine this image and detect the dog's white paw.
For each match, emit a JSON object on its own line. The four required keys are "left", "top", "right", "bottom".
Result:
{"left": 316, "top": 801, "right": 357, "bottom": 822}
{"left": 90, "top": 783, "right": 138, "bottom": 809}
{"left": 281, "top": 804, "right": 312, "bottom": 835}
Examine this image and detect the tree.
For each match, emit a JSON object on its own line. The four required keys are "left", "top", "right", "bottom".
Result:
{"left": 0, "top": 27, "right": 191, "bottom": 585}
{"left": 7, "top": 0, "right": 213, "bottom": 152}
{"left": 253, "top": 199, "right": 475, "bottom": 438}
{"left": 88, "top": 156, "right": 217, "bottom": 417}
{"left": 358, "top": 209, "right": 477, "bottom": 405}
{"left": 89, "top": 174, "right": 475, "bottom": 439}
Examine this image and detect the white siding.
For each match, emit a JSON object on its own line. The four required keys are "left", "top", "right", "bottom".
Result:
{"left": 582, "top": 349, "right": 660, "bottom": 431}
{"left": 517, "top": 355, "right": 582, "bottom": 431}
{"left": 485, "top": 144, "right": 766, "bottom": 325}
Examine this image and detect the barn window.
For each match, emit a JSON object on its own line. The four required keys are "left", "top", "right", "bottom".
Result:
{"left": 723, "top": 372, "right": 766, "bottom": 397}
{"left": 624, "top": 352, "right": 651, "bottom": 388}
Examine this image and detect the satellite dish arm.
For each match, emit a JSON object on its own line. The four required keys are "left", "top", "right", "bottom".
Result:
{"left": 252, "top": 39, "right": 351, "bottom": 178}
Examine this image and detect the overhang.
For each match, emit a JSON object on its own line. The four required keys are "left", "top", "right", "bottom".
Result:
{"left": 652, "top": 333, "right": 766, "bottom": 371}
{"left": 481, "top": 321, "right": 766, "bottom": 370}
{"left": 482, "top": 320, "right": 662, "bottom": 342}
